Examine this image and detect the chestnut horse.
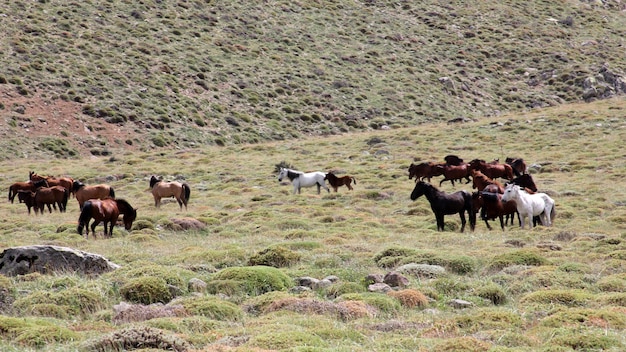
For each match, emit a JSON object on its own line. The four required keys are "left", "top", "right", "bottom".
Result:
{"left": 505, "top": 157, "right": 527, "bottom": 177}
{"left": 410, "top": 181, "right": 475, "bottom": 232}
{"left": 469, "top": 159, "right": 514, "bottom": 180}
{"left": 434, "top": 163, "right": 471, "bottom": 187}
{"left": 29, "top": 172, "right": 75, "bottom": 197}
{"left": 17, "top": 191, "right": 39, "bottom": 214}
{"left": 8, "top": 179, "right": 49, "bottom": 203}
{"left": 149, "top": 175, "right": 191, "bottom": 209}
{"left": 472, "top": 188, "right": 518, "bottom": 230}
{"left": 408, "top": 162, "right": 444, "bottom": 183}
{"left": 325, "top": 172, "right": 356, "bottom": 192}
{"left": 470, "top": 169, "right": 504, "bottom": 193}
{"left": 77, "top": 198, "right": 137, "bottom": 239}
{"left": 73, "top": 181, "right": 116, "bottom": 209}
{"left": 35, "top": 186, "right": 69, "bottom": 213}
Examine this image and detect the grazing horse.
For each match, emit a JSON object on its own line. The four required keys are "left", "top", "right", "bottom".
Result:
{"left": 434, "top": 163, "right": 471, "bottom": 187}
{"left": 73, "top": 180, "right": 116, "bottom": 209}
{"left": 469, "top": 159, "right": 514, "bottom": 180}
{"left": 149, "top": 175, "right": 191, "bottom": 210}
{"left": 501, "top": 184, "right": 555, "bottom": 229}
{"left": 408, "top": 162, "right": 443, "bottom": 182}
{"left": 505, "top": 157, "right": 527, "bottom": 177}
{"left": 509, "top": 174, "right": 538, "bottom": 193}
{"left": 35, "top": 186, "right": 69, "bottom": 213}
{"left": 325, "top": 172, "right": 356, "bottom": 192}
{"left": 77, "top": 198, "right": 137, "bottom": 239}
{"left": 29, "top": 172, "right": 75, "bottom": 197}
{"left": 471, "top": 169, "right": 504, "bottom": 193}
{"left": 8, "top": 179, "right": 49, "bottom": 203}
{"left": 410, "top": 181, "right": 475, "bottom": 232}
{"left": 277, "top": 168, "right": 329, "bottom": 194}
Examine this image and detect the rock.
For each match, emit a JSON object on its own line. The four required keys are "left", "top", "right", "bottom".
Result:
{"left": 314, "top": 278, "right": 333, "bottom": 289}
{"left": 448, "top": 299, "right": 473, "bottom": 309}
{"left": 396, "top": 263, "right": 446, "bottom": 278}
{"left": 295, "top": 276, "right": 320, "bottom": 288}
{"left": 383, "top": 271, "right": 410, "bottom": 288}
{"left": 365, "top": 274, "right": 384, "bottom": 284}
{"left": 368, "top": 283, "right": 392, "bottom": 293}
{"left": 188, "top": 278, "right": 207, "bottom": 293}
{"left": 0, "top": 245, "right": 119, "bottom": 276}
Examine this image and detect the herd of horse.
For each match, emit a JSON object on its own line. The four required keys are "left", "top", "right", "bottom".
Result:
{"left": 279, "top": 154, "right": 555, "bottom": 232}
{"left": 8, "top": 156, "right": 553, "bottom": 238}
{"left": 7, "top": 172, "right": 190, "bottom": 239}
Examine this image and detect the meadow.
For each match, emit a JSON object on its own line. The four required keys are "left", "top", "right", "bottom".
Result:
{"left": 0, "top": 98, "right": 625, "bottom": 351}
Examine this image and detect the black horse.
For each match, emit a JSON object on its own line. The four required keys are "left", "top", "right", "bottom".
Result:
{"left": 509, "top": 174, "right": 537, "bottom": 193}
{"left": 410, "top": 181, "right": 476, "bottom": 232}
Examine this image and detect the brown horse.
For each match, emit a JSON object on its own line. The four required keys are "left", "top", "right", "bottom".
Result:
{"left": 509, "top": 174, "right": 538, "bottom": 193}
{"left": 35, "top": 186, "right": 69, "bottom": 213}
{"left": 434, "top": 163, "right": 471, "bottom": 187}
{"left": 17, "top": 191, "right": 39, "bottom": 214}
{"left": 77, "top": 198, "right": 137, "bottom": 239}
{"left": 408, "top": 162, "right": 444, "bottom": 182}
{"left": 469, "top": 159, "right": 514, "bottom": 180}
{"left": 8, "top": 179, "right": 49, "bottom": 203}
{"left": 73, "top": 180, "right": 116, "bottom": 209}
{"left": 472, "top": 189, "right": 518, "bottom": 230}
{"left": 470, "top": 169, "right": 504, "bottom": 193}
{"left": 444, "top": 155, "right": 464, "bottom": 166}
{"left": 505, "top": 157, "right": 527, "bottom": 177}
{"left": 149, "top": 175, "right": 191, "bottom": 210}
{"left": 30, "top": 171, "right": 75, "bottom": 197}
{"left": 325, "top": 172, "right": 356, "bottom": 192}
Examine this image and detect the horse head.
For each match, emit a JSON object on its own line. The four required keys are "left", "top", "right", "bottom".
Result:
{"left": 72, "top": 180, "right": 85, "bottom": 192}
{"left": 149, "top": 175, "right": 162, "bottom": 188}
{"left": 410, "top": 181, "right": 430, "bottom": 200}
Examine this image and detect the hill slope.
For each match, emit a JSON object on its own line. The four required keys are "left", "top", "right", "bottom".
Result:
{"left": 1, "top": 0, "right": 625, "bottom": 157}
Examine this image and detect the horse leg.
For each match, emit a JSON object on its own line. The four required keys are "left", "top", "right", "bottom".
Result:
{"left": 347, "top": 181, "right": 353, "bottom": 191}
{"left": 459, "top": 212, "right": 467, "bottom": 233}
{"left": 498, "top": 215, "right": 505, "bottom": 231}
{"left": 91, "top": 221, "right": 100, "bottom": 238}
{"left": 316, "top": 184, "right": 321, "bottom": 195}
{"left": 154, "top": 196, "right": 160, "bottom": 208}
{"left": 435, "top": 213, "right": 445, "bottom": 231}
{"left": 176, "top": 196, "right": 183, "bottom": 209}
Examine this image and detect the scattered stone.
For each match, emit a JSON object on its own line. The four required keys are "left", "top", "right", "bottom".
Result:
{"left": 296, "top": 276, "right": 320, "bottom": 288}
{"left": 188, "top": 278, "right": 207, "bottom": 293}
{"left": 323, "top": 275, "right": 340, "bottom": 283}
{"left": 290, "top": 286, "right": 312, "bottom": 294}
{"left": 365, "top": 274, "right": 384, "bottom": 284}
{"left": 383, "top": 271, "right": 409, "bottom": 288}
{"left": 448, "top": 299, "right": 473, "bottom": 309}
{"left": 314, "top": 278, "right": 333, "bottom": 289}
{"left": 396, "top": 263, "right": 446, "bottom": 278}
{"left": 0, "top": 245, "right": 119, "bottom": 277}
{"left": 368, "top": 283, "right": 392, "bottom": 293}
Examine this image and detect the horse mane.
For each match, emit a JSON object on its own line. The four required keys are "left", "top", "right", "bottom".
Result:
{"left": 286, "top": 170, "right": 301, "bottom": 180}
{"left": 149, "top": 176, "right": 163, "bottom": 188}
{"left": 73, "top": 180, "right": 85, "bottom": 191}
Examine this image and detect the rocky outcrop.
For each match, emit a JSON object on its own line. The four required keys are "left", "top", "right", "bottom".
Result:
{"left": 0, "top": 245, "right": 119, "bottom": 276}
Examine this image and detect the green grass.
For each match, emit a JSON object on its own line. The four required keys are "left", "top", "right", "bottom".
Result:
{"left": 0, "top": 98, "right": 625, "bottom": 350}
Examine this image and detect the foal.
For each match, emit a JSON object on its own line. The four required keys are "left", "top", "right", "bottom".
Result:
{"left": 325, "top": 172, "right": 357, "bottom": 192}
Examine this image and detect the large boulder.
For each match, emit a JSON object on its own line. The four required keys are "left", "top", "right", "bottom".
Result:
{"left": 0, "top": 245, "right": 119, "bottom": 276}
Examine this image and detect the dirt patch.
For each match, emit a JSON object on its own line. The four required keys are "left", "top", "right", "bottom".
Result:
{"left": 0, "top": 85, "right": 139, "bottom": 157}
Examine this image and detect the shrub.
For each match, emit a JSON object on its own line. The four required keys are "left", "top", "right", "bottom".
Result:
{"left": 597, "top": 274, "right": 626, "bottom": 292}
{"left": 520, "top": 289, "right": 593, "bottom": 306}
{"left": 323, "top": 282, "right": 366, "bottom": 299}
{"left": 549, "top": 328, "right": 622, "bottom": 351}
{"left": 387, "top": 289, "right": 429, "bottom": 308}
{"left": 207, "top": 266, "right": 292, "bottom": 296}
{"left": 251, "top": 330, "right": 327, "bottom": 350}
{"left": 248, "top": 245, "right": 301, "bottom": 267}
{"left": 487, "top": 249, "right": 550, "bottom": 272}
{"left": 338, "top": 293, "right": 401, "bottom": 314}
{"left": 174, "top": 296, "right": 243, "bottom": 321}
{"left": 0, "top": 316, "right": 78, "bottom": 348}
{"left": 475, "top": 284, "right": 508, "bottom": 305}
{"left": 13, "top": 287, "right": 103, "bottom": 317}
{"left": 120, "top": 277, "right": 173, "bottom": 304}
{"left": 242, "top": 291, "right": 294, "bottom": 315}
{"left": 540, "top": 308, "right": 626, "bottom": 329}
{"left": 433, "top": 336, "right": 491, "bottom": 352}
{"left": 455, "top": 309, "right": 522, "bottom": 332}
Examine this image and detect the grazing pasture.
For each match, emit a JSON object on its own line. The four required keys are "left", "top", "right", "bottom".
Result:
{"left": 0, "top": 101, "right": 625, "bottom": 351}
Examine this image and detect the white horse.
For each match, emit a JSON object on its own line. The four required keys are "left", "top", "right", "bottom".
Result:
{"left": 277, "top": 168, "right": 329, "bottom": 194}
{"left": 501, "top": 184, "right": 555, "bottom": 229}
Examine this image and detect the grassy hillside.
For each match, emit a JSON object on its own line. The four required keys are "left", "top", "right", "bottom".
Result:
{"left": 0, "top": 98, "right": 624, "bottom": 350}
{"left": 1, "top": 0, "right": 625, "bottom": 157}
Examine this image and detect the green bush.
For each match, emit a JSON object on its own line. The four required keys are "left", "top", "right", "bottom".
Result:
{"left": 207, "top": 266, "right": 293, "bottom": 296}
{"left": 520, "top": 289, "right": 593, "bottom": 307}
{"left": 120, "top": 277, "right": 173, "bottom": 304}
{"left": 338, "top": 293, "right": 401, "bottom": 314}
{"left": 175, "top": 295, "right": 243, "bottom": 321}
{"left": 248, "top": 245, "right": 301, "bottom": 267}
{"left": 0, "top": 316, "right": 78, "bottom": 348}
{"left": 487, "top": 250, "right": 550, "bottom": 272}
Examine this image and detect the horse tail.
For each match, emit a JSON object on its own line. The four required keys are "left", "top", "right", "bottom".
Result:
{"left": 109, "top": 187, "right": 116, "bottom": 199}
{"left": 77, "top": 200, "right": 93, "bottom": 234}
{"left": 62, "top": 189, "right": 69, "bottom": 212}
{"left": 182, "top": 183, "right": 191, "bottom": 203}
{"left": 352, "top": 177, "right": 357, "bottom": 185}
{"left": 464, "top": 191, "right": 477, "bottom": 230}
{"left": 550, "top": 203, "right": 556, "bottom": 222}
{"left": 8, "top": 186, "right": 14, "bottom": 203}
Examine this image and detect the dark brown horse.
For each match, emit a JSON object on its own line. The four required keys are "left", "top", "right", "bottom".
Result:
{"left": 73, "top": 180, "right": 116, "bottom": 209}
{"left": 505, "top": 157, "right": 527, "bottom": 177}
{"left": 17, "top": 190, "right": 38, "bottom": 214}
{"left": 77, "top": 198, "right": 137, "bottom": 239}
{"left": 408, "top": 162, "right": 444, "bottom": 182}
{"left": 472, "top": 187, "right": 518, "bottom": 230}
{"left": 30, "top": 171, "right": 75, "bottom": 197}
{"left": 34, "top": 186, "right": 69, "bottom": 213}
{"left": 150, "top": 175, "right": 191, "bottom": 210}
{"left": 470, "top": 169, "right": 504, "bottom": 193}
{"left": 434, "top": 163, "right": 471, "bottom": 187}
{"left": 410, "top": 181, "right": 475, "bottom": 232}
{"left": 325, "top": 172, "right": 356, "bottom": 192}
{"left": 469, "top": 159, "right": 514, "bottom": 180}
{"left": 8, "top": 179, "right": 49, "bottom": 203}
{"left": 509, "top": 174, "right": 538, "bottom": 193}
{"left": 444, "top": 155, "right": 464, "bottom": 166}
